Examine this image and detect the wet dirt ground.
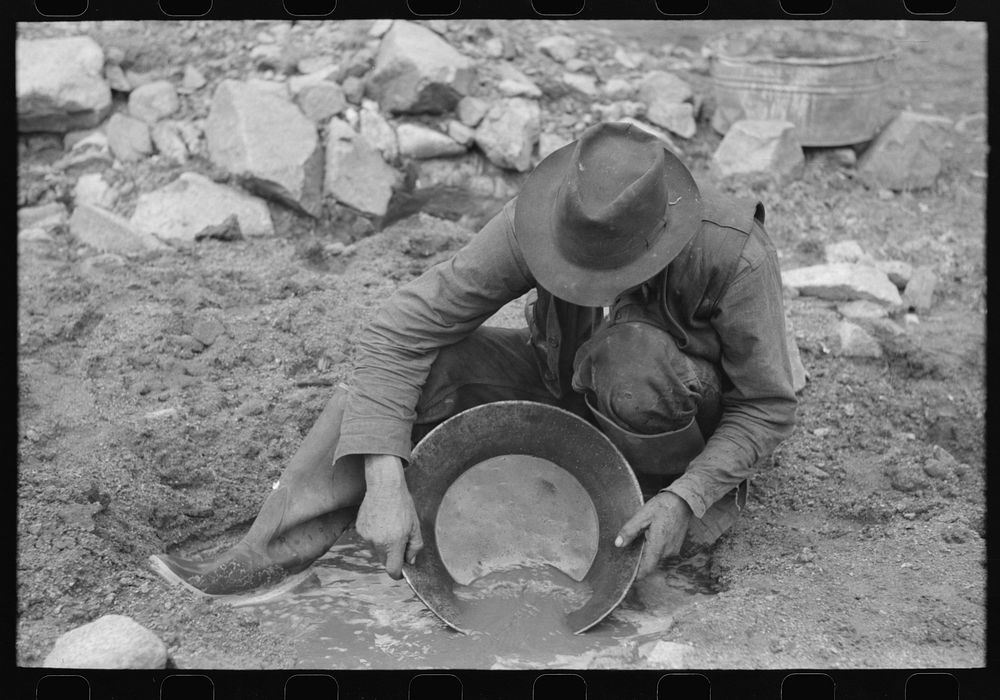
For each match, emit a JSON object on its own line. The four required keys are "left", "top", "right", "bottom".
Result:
{"left": 16, "top": 19, "right": 986, "bottom": 669}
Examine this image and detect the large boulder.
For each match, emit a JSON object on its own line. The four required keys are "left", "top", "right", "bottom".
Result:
{"left": 712, "top": 120, "right": 804, "bottom": 180}
{"left": 782, "top": 263, "right": 902, "bottom": 307}
{"left": 17, "top": 36, "right": 112, "bottom": 133}
{"left": 474, "top": 98, "right": 541, "bottom": 172}
{"left": 324, "top": 118, "right": 400, "bottom": 217}
{"left": 366, "top": 20, "right": 475, "bottom": 114}
{"left": 205, "top": 80, "right": 323, "bottom": 217}
{"left": 70, "top": 204, "right": 166, "bottom": 254}
{"left": 43, "top": 615, "right": 167, "bottom": 669}
{"left": 858, "top": 111, "right": 953, "bottom": 191}
{"left": 130, "top": 172, "right": 275, "bottom": 242}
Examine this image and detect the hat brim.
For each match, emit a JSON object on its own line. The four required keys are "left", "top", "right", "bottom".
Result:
{"left": 515, "top": 137, "right": 703, "bottom": 307}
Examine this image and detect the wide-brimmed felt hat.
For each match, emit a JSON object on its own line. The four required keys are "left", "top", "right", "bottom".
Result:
{"left": 515, "top": 121, "right": 703, "bottom": 307}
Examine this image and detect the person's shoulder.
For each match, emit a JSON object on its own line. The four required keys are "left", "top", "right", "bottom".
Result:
{"left": 695, "top": 184, "right": 773, "bottom": 272}
{"left": 697, "top": 183, "right": 762, "bottom": 235}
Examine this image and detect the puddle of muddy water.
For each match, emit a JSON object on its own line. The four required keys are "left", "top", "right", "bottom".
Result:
{"left": 251, "top": 531, "right": 720, "bottom": 669}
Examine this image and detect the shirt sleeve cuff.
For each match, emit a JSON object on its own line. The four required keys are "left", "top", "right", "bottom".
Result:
{"left": 334, "top": 418, "right": 414, "bottom": 466}
{"left": 662, "top": 477, "right": 710, "bottom": 520}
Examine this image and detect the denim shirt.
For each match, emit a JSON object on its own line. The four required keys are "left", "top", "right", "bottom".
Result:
{"left": 335, "top": 187, "right": 798, "bottom": 519}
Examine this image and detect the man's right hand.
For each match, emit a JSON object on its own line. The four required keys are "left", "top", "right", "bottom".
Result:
{"left": 355, "top": 454, "right": 424, "bottom": 580}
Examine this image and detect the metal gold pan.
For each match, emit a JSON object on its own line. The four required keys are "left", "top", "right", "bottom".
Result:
{"left": 401, "top": 400, "right": 644, "bottom": 634}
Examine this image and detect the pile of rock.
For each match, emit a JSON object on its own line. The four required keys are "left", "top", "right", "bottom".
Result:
{"left": 710, "top": 109, "right": 953, "bottom": 191}
{"left": 18, "top": 20, "right": 723, "bottom": 258}
{"left": 782, "top": 239, "right": 939, "bottom": 359}
{"left": 17, "top": 20, "right": 957, "bottom": 261}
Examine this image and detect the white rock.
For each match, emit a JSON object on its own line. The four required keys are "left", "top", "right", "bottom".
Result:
{"left": 637, "top": 71, "right": 693, "bottom": 107}
{"left": 447, "top": 120, "right": 476, "bottom": 147}
{"left": 858, "top": 111, "right": 953, "bottom": 191}
{"left": 70, "top": 204, "right": 166, "bottom": 254}
{"left": 602, "top": 77, "right": 634, "bottom": 101}
{"left": 296, "top": 82, "right": 347, "bottom": 122}
{"left": 614, "top": 47, "right": 642, "bottom": 69}
{"left": 495, "top": 63, "right": 542, "bottom": 99}
{"left": 287, "top": 66, "right": 338, "bottom": 96}
{"left": 104, "top": 63, "right": 131, "bottom": 93}
{"left": 180, "top": 64, "right": 207, "bottom": 92}
{"left": 17, "top": 36, "right": 112, "bottom": 133}
{"left": 324, "top": 118, "right": 399, "bottom": 217}
{"left": 150, "top": 121, "right": 190, "bottom": 162}
{"left": 205, "top": 80, "right": 323, "bottom": 216}
{"left": 18, "top": 227, "right": 55, "bottom": 247}
{"left": 782, "top": 263, "right": 902, "bottom": 306}
{"left": 42, "top": 614, "right": 167, "bottom": 669}
{"left": 19, "top": 202, "right": 68, "bottom": 231}
{"left": 131, "top": 172, "right": 274, "bottom": 241}
{"left": 367, "top": 20, "right": 475, "bottom": 114}
{"left": 874, "top": 259, "right": 914, "bottom": 289}
{"left": 475, "top": 98, "right": 541, "bottom": 172}
{"left": 341, "top": 75, "right": 366, "bottom": 105}
{"left": 712, "top": 120, "right": 804, "bottom": 180}
{"left": 838, "top": 300, "right": 889, "bottom": 320}
{"left": 483, "top": 37, "right": 505, "bottom": 59}
{"left": 106, "top": 113, "right": 153, "bottom": 162}
{"left": 73, "top": 173, "right": 117, "bottom": 209}
{"left": 823, "top": 240, "right": 872, "bottom": 265}
{"left": 836, "top": 321, "right": 883, "bottom": 358}
{"left": 457, "top": 96, "right": 489, "bottom": 127}
{"left": 55, "top": 130, "right": 113, "bottom": 174}
{"left": 128, "top": 80, "right": 179, "bottom": 124}
{"left": 562, "top": 72, "right": 599, "bottom": 98}
{"left": 359, "top": 101, "right": 399, "bottom": 161}
{"left": 536, "top": 35, "right": 579, "bottom": 63}
{"left": 296, "top": 55, "right": 335, "bottom": 75}
{"left": 646, "top": 101, "right": 696, "bottom": 139}
{"left": 64, "top": 128, "right": 104, "bottom": 150}
{"left": 397, "top": 123, "right": 466, "bottom": 159}
{"left": 902, "top": 266, "right": 938, "bottom": 313}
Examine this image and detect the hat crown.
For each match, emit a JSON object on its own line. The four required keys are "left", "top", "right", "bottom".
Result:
{"left": 555, "top": 123, "right": 670, "bottom": 270}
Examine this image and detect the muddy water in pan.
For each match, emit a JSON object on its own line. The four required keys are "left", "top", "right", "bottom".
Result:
{"left": 253, "top": 531, "right": 720, "bottom": 669}
{"left": 253, "top": 448, "right": 718, "bottom": 668}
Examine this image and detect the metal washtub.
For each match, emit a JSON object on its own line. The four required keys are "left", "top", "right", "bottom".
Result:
{"left": 706, "top": 27, "right": 897, "bottom": 147}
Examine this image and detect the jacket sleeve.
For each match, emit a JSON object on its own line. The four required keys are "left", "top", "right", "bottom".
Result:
{"left": 664, "top": 227, "right": 798, "bottom": 518}
{"left": 334, "top": 201, "right": 534, "bottom": 464}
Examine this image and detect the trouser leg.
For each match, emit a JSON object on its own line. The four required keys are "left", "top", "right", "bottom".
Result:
{"left": 151, "top": 390, "right": 364, "bottom": 595}
{"left": 412, "top": 326, "right": 585, "bottom": 441}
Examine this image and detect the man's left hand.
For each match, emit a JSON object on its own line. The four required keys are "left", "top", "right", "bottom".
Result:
{"left": 614, "top": 491, "right": 693, "bottom": 579}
